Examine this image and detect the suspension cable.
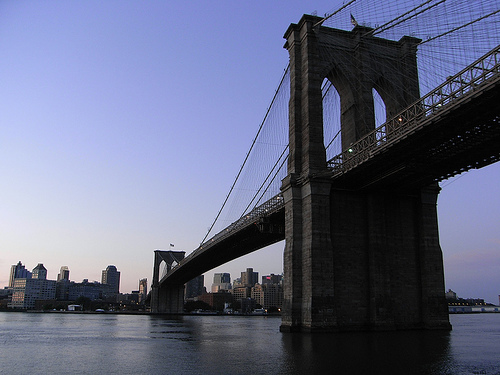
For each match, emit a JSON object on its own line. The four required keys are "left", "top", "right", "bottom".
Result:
{"left": 200, "top": 66, "right": 290, "bottom": 244}
{"left": 241, "top": 145, "right": 289, "bottom": 216}
{"left": 370, "top": 0, "right": 447, "bottom": 36}
{"left": 420, "top": 9, "right": 500, "bottom": 45}
{"left": 252, "top": 150, "right": 289, "bottom": 211}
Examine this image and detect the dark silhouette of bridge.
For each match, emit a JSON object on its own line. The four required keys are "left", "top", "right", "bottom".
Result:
{"left": 151, "top": 4, "right": 500, "bottom": 332}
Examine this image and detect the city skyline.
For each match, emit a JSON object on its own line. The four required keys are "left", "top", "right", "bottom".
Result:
{"left": 1, "top": 1, "right": 499, "bottom": 302}
{"left": 3, "top": 259, "right": 282, "bottom": 295}
{"left": 4, "top": 261, "right": 128, "bottom": 288}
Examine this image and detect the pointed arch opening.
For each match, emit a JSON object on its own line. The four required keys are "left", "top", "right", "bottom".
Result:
{"left": 373, "top": 87, "right": 387, "bottom": 143}
{"left": 322, "top": 78, "right": 342, "bottom": 161}
{"left": 159, "top": 260, "right": 168, "bottom": 280}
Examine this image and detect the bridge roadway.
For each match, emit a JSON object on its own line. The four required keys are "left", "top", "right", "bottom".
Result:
{"left": 160, "top": 45, "right": 500, "bottom": 287}
{"left": 159, "top": 195, "right": 285, "bottom": 285}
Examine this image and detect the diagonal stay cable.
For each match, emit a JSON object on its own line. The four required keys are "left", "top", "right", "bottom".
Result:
{"left": 241, "top": 145, "right": 289, "bottom": 216}
{"left": 252, "top": 149, "right": 289, "bottom": 212}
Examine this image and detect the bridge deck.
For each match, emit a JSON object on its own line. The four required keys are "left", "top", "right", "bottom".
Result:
{"left": 160, "top": 197, "right": 284, "bottom": 285}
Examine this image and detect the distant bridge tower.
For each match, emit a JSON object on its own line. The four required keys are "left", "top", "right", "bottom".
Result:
{"left": 280, "top": 15, "right": 451, "bottom": 332}
{"left": 151, "top": 250, "right": 186, "bottom": 313}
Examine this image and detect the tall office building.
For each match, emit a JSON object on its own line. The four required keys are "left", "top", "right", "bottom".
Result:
{"left": 101, "top": 265, "right": 120, "bottom": 299}
{"left": 56, "top": 266, "right": 71, "bottom": 301}
{"left": 241, "top": 268, "right": 258, "bottom": 287}
{"left": 32, "top": 264, "right": 47, "bottom": 280}
{"left": 185, "top": 275, "right": 205, "bottom": 299}
{"left": 138, "top": 278, "right": 147, "bottom": 303}
{"left": 57, "top": 266, "right": 70, "bottom": 282}
{"left": 262, "top": 274, "right": 282, "bottom": 285}
{"left": 8, "top": 261, "right": 31, "bottom": 287}
{"left": 211, "top": 273, "right": 231, "bottom": 292}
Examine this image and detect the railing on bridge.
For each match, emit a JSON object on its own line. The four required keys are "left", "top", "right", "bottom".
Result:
{"left": 172, "top": 194, "right": 284, "bottom": 270}
{"left": 327, "top": 44, "right": 500, "bottom": 175}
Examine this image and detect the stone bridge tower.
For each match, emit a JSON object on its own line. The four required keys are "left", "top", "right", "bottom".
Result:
{"left": 151, "top": 250, "right": 186, "bottom": 313}
{"left": 280, "top": 15, "right": 450, "bottom": 332}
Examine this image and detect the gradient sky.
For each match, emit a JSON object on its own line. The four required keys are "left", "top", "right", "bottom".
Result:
{"left": 1, "top": 1, "right": 499, "bottom": 303}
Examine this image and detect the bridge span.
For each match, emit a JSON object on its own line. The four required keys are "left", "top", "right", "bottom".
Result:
{"left": 160, "top": 195, "right": 284, "bottom": 286}
{"left": 155, "top": 43, "right": 499, "bottom": 294}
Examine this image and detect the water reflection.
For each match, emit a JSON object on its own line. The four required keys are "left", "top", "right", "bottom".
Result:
{"left": 281, "top": 329, "right": 452, "bottom": 374}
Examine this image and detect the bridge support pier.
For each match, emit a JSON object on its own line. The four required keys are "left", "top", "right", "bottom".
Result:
{"left": 329, "top": 184, "right": 450, "bottom": 331}
{"left": 281, "top": 183, "right": 450, "bottom": 332}
{"left": 281, "top": 176, "right": 335, "bottom": 332}
{"left": 152, "top": 283, "right": 185, "bottom": 314}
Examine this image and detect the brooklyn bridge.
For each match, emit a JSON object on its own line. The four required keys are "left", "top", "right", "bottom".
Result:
{"left": 151, "top": 0, "right": 500, "bottom": 332}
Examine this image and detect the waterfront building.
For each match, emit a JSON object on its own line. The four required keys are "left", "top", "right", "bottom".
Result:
{"left": 240, "top": 297, "right": 256, "bottom": 313}
{"left": 197, "top": 292, "right": 233, "bottom": 311}
{"left": 232, "top": 286, "right": 252, "bottom": 302}
{"left": 56, "top": 278, "right": 71, "bottom": 301}
{"left": 9, "top": 278, "right": 57, "bottom": 309}
{"left": 211, "top": 273, "right": 231, "bottom": 292}
{"left": 0, "top": 289, "right": 11, "bottom": 309}
{"left": 8, "top": 261, "right": 32, "bottom": 287}
{"left": 118, "top": 292, "right": 140, "bottom": 306}
{"left": 185, "top": 275, "right": 205, "bottom": 299}
{"left": 32, "top": 263, "right": 48, "bottom": 279}
{"left": 446, "top": 289, "right": 457, "bottom": 300}
{"left": 241, "top": 268, "right": 258, "bottom": 287}
{"left": 68, "top": 279, "right": 101, "bottom": 301}
{"left": 252, "top": 283, "right": 283, "bottom": 310}
{"left": 101, "top": 265, "right": 120, "bottom": 301}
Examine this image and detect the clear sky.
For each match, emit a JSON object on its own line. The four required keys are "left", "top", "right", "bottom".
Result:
{"left": 1, "top": 1, "right": 499, "bottom": 304}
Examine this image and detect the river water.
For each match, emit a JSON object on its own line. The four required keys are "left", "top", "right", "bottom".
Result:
{"left": 1, "top": 312, "right": 499, "bottom": 374}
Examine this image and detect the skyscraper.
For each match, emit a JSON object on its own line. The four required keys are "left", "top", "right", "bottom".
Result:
{"left": 185, "top": 275, "right": 205, "bottom": 299}
{"left": 8, "top": 261, "right": 31, "bottom": 287}
{"left": 262, "top": 274, "right": 282, "bottom": 285}
{"left": 32, "top": 263, "right": 47, "bottom": 280}
{"left": 211, "top": 273, "right": 231, "bottom": 292}
{"left": 138, "top": 278, "right": 147, "bottom": 303}
{"left": 56, "top": 266, "right": 70, "bottom": 301}
{"left": 101, "top": 265, "right": 120, "bottom": 299}
{"left": 57, "top": 266, "right": 70, "bottom": 282}
{"left": 241, "top": 268, "right": 258, "bottom": 287}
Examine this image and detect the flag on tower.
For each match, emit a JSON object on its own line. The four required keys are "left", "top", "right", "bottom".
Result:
{"left": 350, "top": 13, "right": 358, "bottom": 27}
